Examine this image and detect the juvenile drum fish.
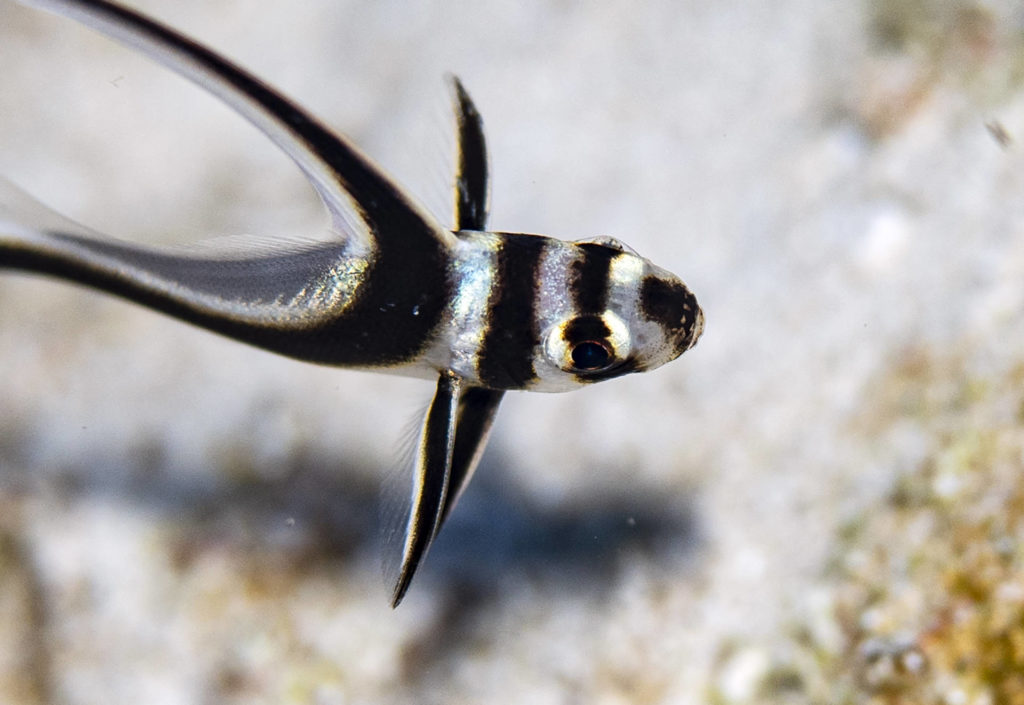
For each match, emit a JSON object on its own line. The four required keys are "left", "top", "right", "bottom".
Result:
{"left": 0, "top": 0, "right": 704, "bottom": 605}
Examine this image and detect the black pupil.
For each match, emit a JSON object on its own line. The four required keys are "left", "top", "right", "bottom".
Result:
{"left": 571, "top": 341, "right": 610, "bottom": 371}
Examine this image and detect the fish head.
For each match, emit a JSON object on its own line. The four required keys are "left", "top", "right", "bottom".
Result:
{"left": 529, "top": 235, "right": 703, "bottom": 392}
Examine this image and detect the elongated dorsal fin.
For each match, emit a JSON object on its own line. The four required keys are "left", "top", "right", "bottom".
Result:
{"left": 449, "top": 76, "right": 489, "bottom": 233}
{"left": 22, "top": 0, "right": 453, "bottom": 255}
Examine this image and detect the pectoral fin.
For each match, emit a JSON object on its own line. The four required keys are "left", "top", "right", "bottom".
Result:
{"left": 391, "top": 371, "right": 461, "bottom": 607}
{"left": 390, "top": 377, "right": 504, "bottom": 607}
{"left": 440, "top": 387, "right": 504, "bottom": 526}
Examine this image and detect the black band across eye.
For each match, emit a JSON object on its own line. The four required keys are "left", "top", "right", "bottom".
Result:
{"left": 570, "top": 341, "right": 612, "bottom": 371}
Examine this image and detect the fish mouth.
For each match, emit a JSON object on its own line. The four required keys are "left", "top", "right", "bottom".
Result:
{"left": 671, "top": 304, "right": 703, "bottom": 358}
{"left": 688, "top": 307, "right": 705, "bottom": 350}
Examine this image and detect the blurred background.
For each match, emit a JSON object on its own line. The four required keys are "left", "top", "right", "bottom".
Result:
{"left": 2, "top": 0, "right": 1024, "bottom": 703}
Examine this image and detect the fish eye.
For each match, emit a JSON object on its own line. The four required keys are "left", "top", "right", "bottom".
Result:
{"left": 544, "top": 313, "right": 629, "bottom": 379}
{"left": 570, "top": 340, "right": 613, "bottom": 371}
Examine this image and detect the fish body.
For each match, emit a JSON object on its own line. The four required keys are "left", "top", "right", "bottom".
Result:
{"left": 0, "top": 0, "right": 703, "bottom": 605}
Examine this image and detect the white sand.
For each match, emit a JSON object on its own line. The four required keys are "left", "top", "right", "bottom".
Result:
{"left": 2, "top": 1, "right": 1023, "bottom": 702}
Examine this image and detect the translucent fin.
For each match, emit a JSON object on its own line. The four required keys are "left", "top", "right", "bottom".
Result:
{"left": 0, "top": 177, "right": 355, "bottom": 326}
{"left": 379, "top": 404, "right": 430, "bottom": 597}
{"left": 186, "top": 232, "right": 349, "bottom": 258}
{"left": 20, "top": 0, "right": 453, "bottom": 254}
{"left": 0, "top": 177, "right": 330, "bottom": 258}
{"left": 0, "top": 176, "right": 98, "bottom": 241}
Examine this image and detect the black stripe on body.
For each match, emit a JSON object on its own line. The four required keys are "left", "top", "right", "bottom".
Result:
{"left": 311, "top": 211, "right": 449, "bottom": 366}
{"left": 476, "top": 233, "right": 546, "bottom": 389}
{"left": 570, "top": 244, "right": 618, "bottom": 313}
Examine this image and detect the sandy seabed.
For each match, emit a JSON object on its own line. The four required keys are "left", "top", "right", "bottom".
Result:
{"left": 2, "top": 1, "right": 1024, "bottom": 703}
